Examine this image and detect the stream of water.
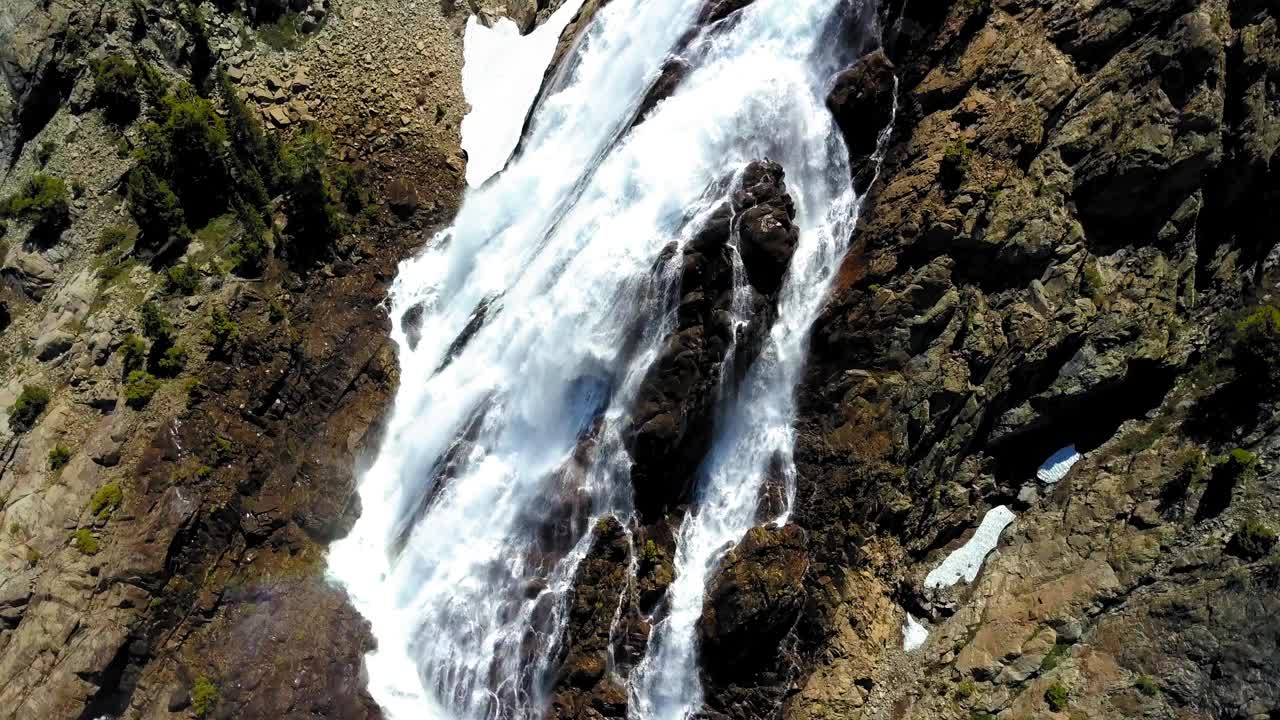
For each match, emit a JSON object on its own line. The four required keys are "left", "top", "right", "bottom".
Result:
{"left": 327, "top": 1, "right": 887, "bottom": 718}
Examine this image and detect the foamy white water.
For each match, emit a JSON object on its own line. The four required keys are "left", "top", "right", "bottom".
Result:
{"left": 329, "top": 0, "right": 891, "bottom": 718}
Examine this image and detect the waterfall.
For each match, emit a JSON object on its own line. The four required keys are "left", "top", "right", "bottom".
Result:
{"left": 327, "top": 0, "right": 889, "bottom": 718}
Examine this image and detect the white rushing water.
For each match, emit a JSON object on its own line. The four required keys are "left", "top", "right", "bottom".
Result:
{"left": 329, "top": 0, "right": 889, "bottom": 718}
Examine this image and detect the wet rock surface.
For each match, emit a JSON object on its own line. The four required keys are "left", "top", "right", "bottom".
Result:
{"left": 548, "top": 516, "right": 643, "bottom": 720}
{"left": 827, "top": 49, "right": 897, "bottom": 191}
{"left": 625, "top": 159, "right": 796, "bottom": 521}
{"left": 698, "top": 524, "right": 807, "bottom": 683}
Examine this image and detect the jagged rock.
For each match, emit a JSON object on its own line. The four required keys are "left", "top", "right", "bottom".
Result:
{"left": 698, "top": 0, "right": 755, "bottom": 25}
{"left": 34, "top": 330, "right": 73, "bottom": 361}
{"left": 733, "top": 160, "right": 799, "bottom": 295}
{"left": 626, "top": 160, "right": 795, "bottom": 518}
{"left": 548, "top": 516, "right": 642, "bottom": 720}
{"left": 113, "top": 486, "right": 200, "bottom": 581}
{"left": 386, "top": 178, "right": 419, "bottom": 218}
{"left": 698, "top": 523, "right": 807, "bottom": 681}
{"left": 634, "top": 57, "right": 690, "bottom": 124}
{"left": 402, "top": 302, "right": 425, "bottom": 350}
{"left": 1, "top": 245, "right": 56, "bottom": 299}
{"left": 826, "top": 50, "right": 895, "bottom": 191}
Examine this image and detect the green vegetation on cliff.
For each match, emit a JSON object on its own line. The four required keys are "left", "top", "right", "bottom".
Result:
{"left": 9, "top": 385, "right": 51, "bottom": 433}
{"left": 90, "top": 55, "right": 142, "bottom": 125}
{"left": 1045, "top": 683, "right": 1069, "bottom": 712}
{"left": 191, "top": 676, "right": 220, "bottom": 717}
{"left": 125, "top": 370, "right": 160, "bottom": 408}
{"left": 89, "top": 482, "right": 123, "bottom": 520}
{"left": 1230, "top": 519, "right": 1278, "bottom": 560}
{"left": 47, "top": 444, "right": 72, "bottom": 471}
{"left": 1, "top": 173, "right": 71, "bottom": 243}
{"left": 72, "top": 528, "right": 100, "bottom": 555}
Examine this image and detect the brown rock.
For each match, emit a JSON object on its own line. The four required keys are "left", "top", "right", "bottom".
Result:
{"left": 698, "top": 523, "right": 807, "bottom": 681}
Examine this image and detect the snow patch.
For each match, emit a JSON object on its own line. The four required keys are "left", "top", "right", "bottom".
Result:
{"left": 902, "top": 613, "right": 928, "bottom": 652}
{"left": 924, "top": 505, "right": 1016, "bottom": 589}
{"left": 1037, "top": 445, "right": 1080, "bottom": 484}
{"left": 460, "top": 0, "right": 587, "bottom": 187}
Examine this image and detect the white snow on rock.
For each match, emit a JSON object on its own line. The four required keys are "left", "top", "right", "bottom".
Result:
{"left": 902, "top": 613, "right": 928, "bottom": 652}
{"left": 1037, "top": 445, "right": 1081, "bottom": 484}
{"left": 460, "top": 0, "right": 587, "bottom": 187}
{"left": 924, "top": 505, "right": 1016, "bottom": 590}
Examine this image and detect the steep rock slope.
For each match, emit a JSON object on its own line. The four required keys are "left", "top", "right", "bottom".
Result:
{"left": 768, "top": 0, "right": 1280, "bottom": 718}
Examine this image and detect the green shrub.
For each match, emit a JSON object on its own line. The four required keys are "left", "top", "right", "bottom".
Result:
{"left": 1160, "top": 447, "right": 1209, "bottom": 514}
{"left": 37, "top": 140, "right": 56, "bottom": 167}
{"left": 333, "top": 161, "right": 368, "bottom": 214}
{"left": 72, "top": 528, "right": 100, "bottom": 555}
{"left": 219, "top": 73, "right": 278, "bottom": 201}
{"left": 941, "top": 141, "right": 974, "bottom": 183}
{"left": 1082, "top": 263, "right": 1107, "bottom": 304}
{"left": 140, "top": 301, "right": 176, "bottom": 346}
{"left": 9, "top": 384, "right": 51, "bottom": 432}
{"left": 164, "top": 262, "right": 201, "bottom": 295}
{"left": 47, "top": 444, "right": 72, "bottom": 471}
{"left": 268, "top": 298, "right": 287, "bottom": 323}
{"left": 281, "top": 130, "right": 346, "bottom": 259}
{"left": 209, "top": 435, "right": 234, "bottom": 466}
{"left": 89, "top": 482, "right": 123, "bottom": 520}
{"left": 136, "top": 84, "right": 231, "bottom": 224}
{"left": 1045, "top": 682, "right": 1069, "bottom": 712}
{"left": 98, "top": 223, "right": 134, "bottom": 251}
{"left": 954, "top": 679, "right": 977, "bottom": 700}
{"left": 257, "top": 12, "right": 304, "bottom": 51}
{"left": 2, "top": 174, "right": 71, "bottom": 242}
{"left": 124, "top": 370, "right": 160, "bottom": 408}
{"left": 204, "top": 306, "right": 239, "bottom": 353}
{"left": 229, "top": 203, "right": 272, "bottom": 275}
{"left": 1235, "top": 305, "right": 1280, "bottom": 396}
{"left": 119, "top": 334, "right": 147, "bottom": 373}
{"left": 191, "top": 676, "right": 220, "bottom": 717}
{"left": 127, "top": 166, "right": 189, "bottom": 253}
{"left": 1041, "top": 641, "right": 1071, "bottom": 672}
{"left": 155, "top": 344, "right": 188, "bottom": 377}
{"left": 1230, "top": 518, "right": 1278, "bottom": 560}
{"left": 25, "top": 547, "right": 40, "bottom": 566}
{"left": 1134, "top": 675, "right": 1159, "bottom": 697}
{"left": 91, "top": 55, "right": 141, "bottom": 124}
{"left": 134, "top": 57, "right": 169, "bottom": 106}
{"left": 1215, "top": 448, "right": 1259, "bottom": 485}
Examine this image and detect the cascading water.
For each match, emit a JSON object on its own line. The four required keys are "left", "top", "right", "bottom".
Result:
{"left": 327, "top": 0, "right": 890, "bottom": 719}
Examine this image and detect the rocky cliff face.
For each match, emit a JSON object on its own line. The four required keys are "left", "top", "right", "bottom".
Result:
{"left": 0, "top": 0, "right": 479, "bottom": 716}
{"left": 778, "top": 0, "right": 1280, "bottom": 717}
{"left": 3, "top": 0, "right": 1280, "bottom": 718}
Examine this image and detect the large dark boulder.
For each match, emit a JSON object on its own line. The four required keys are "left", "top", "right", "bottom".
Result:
{"left": 634, "top": 57, "right": 691, "bottom": 124}
{"left": 548, "top": 516, "right": 646, "bottom": 720}
{"left": 626, "top": 161, "right": 798, "bottom": 519}
{"left": 698, "top": 524, "right": 808, "bottom": 681}
{"left": 698, "top": 0, "right": 756, "bottom": 25}
{"left": 733, "top": 161, "right": 799, "bottom": 295}
{"left": 826, "top": 50, "right": 896, "bottom": 191}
